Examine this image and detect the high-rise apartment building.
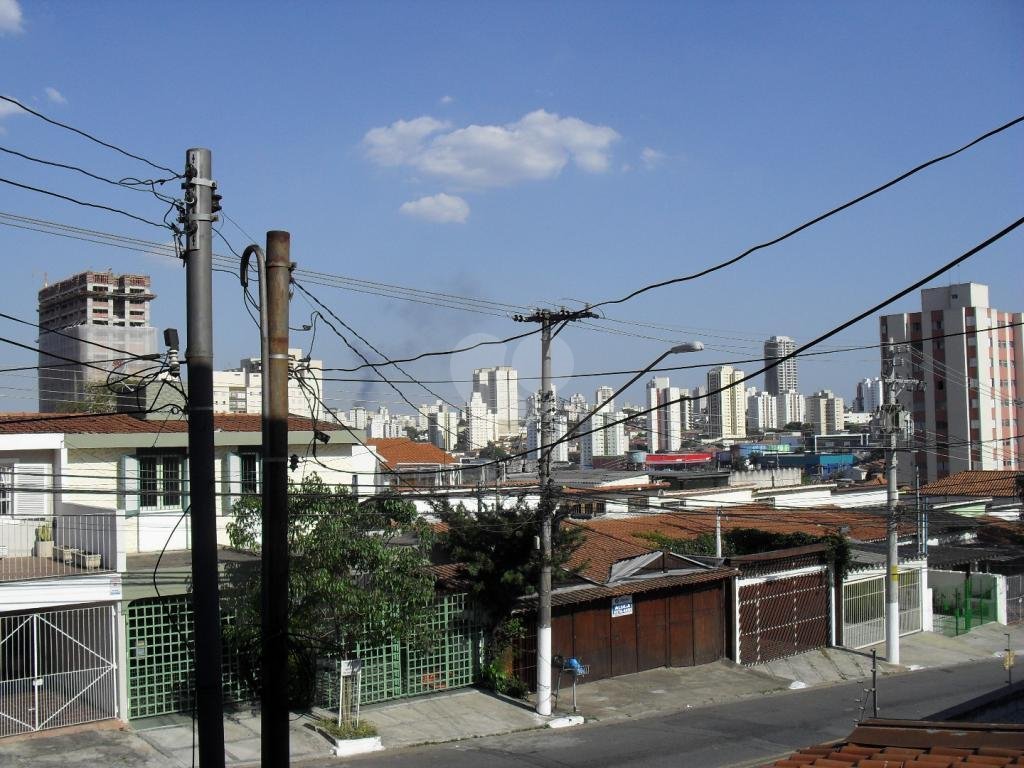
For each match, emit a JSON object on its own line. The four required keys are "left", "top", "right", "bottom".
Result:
{"left": 880, "top": 283, "right": 1022, "bottom": 483}
{"left": 465, "top": 391, "right": 495, "bottom": 450}
{"left": 707, "top": 366, "right": 746, "bottom": 440}
{"left": 473, "top": 366, "right": 519, "bottom": 438}
{"left": 763, "top": 335, "right": 798, "bottom": 396}
{"left": 428, "top": 409, "right": 460, "bottom": 452}
{"left": 854, "top": 377, "right": 884, "bottom": 412}
{"left": 746, "top": 390, "right": 778, "bottom": 432}
{"left": 777, "top": 389, "right": 806, "bottom": 427}
{"left": 805, "top": 390, "right": 844, "bottom": 435}
{"left": 526, "top": 414, "right": 569, "bottom": 463}
{"left": 212, "top": 348, "right": 324, "bottom": 420}
{"left": 37, "top": 271, "right": 158, "bottom": 412}
{"left": 646, "top": 377, "right": 682, "bottom": 452}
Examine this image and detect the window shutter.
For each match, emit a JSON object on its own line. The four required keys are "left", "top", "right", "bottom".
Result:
{"left": 181, "top": 456, "right": 190, "bottom": 511}
{"left": 120, "top": 455, "right": 139, "bottom": 517}
{"left": 223, "top": 453, "right": 241, "bottom": 515}
{"left": 14, "top": 463, "right": 49, "bottom": 517}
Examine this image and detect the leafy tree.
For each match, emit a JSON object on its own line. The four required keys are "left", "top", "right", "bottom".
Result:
{"left": 477, "top": 443, "right": 509, "bottom": 460}
{"left": 436, "top": 493, "right": 582, "bottom": 634}
{"left": 224, "top": 474, "right": 436, "bottom": 707}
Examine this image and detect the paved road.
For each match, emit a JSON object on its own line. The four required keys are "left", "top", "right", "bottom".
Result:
{"left": 321, "top": 660, "right": 1011, "bottom": 768}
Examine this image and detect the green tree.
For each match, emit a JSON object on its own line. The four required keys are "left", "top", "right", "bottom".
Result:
{"left": 224, "top": 474, "right": 436, "bottom": 707}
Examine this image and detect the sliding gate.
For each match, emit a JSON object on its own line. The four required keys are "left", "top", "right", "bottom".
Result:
{"left": 0, "top": 606, "right": 117, "bottom": 737}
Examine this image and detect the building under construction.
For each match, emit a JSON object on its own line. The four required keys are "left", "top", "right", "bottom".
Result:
{"left": 37, "top": 271, "right": 158, "bottom": 412}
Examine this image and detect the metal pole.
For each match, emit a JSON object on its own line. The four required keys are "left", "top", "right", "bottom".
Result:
{"left": 262, "top": 231, "right": 291, "bottom": 766}
{"left": 536, "top": 313, "right": 553, "bottom": 717}
{"left": 871, "top": 649, "right": 878, "bottom": 718}
{"left": 715, "top": 507, "right": 722, "bottom": 558}
{"left": 183, "top": 147, "right": 226, "bottom": 768}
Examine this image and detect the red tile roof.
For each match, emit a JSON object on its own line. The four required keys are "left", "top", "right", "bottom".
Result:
{"left": 0, "top": 411, "right": 341, "bottom": 434}
{"left": 578, "top": 507, "right": 894, "bottom": 546}
{"left": 763, "top": 719, "right": 1024, "bottom": 767}
{"left": 367, "top": 438, "right": 457, "bottom": 467}
{"left": 564, "top": 520, "right": 656, "bottom": 583}
{"left": 921, "top": 470, "right": 1024, "bottom": 499}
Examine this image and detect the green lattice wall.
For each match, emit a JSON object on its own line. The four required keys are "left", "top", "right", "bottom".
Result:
{"left": 125, "top": 596, "right": 251, "bottom": 719}
{"left": 316, "top": 593, "right": 483, "bottom": 708}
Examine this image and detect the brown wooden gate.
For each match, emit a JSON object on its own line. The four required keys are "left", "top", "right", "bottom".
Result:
{"left": 738, "top": 570, "right": 830, "bottom": 664}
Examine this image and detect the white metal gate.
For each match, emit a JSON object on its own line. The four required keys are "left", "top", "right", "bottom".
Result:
{"left": 0, "top": 606, "right": 117, "bottom": 737}
{"left": 843, "top": 570, "right": 922, "bottom": 649}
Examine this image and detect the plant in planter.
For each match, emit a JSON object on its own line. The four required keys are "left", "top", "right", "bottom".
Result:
{"left": 35, "top": 524, "right": 54, "bottom": 559}
{"left": 311, "top": 718, "right": 382, "bottom": 757}
{"left": 53, "top": 544, "right": 79, "bottom": 564}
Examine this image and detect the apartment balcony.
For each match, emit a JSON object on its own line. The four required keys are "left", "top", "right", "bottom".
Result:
{"left": 0, "top": 513, "right": 117, "bottom": 583}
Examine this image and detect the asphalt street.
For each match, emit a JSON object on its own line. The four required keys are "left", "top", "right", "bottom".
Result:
{"left": 321, "top": 659, "right": 1013, "bottom": 768}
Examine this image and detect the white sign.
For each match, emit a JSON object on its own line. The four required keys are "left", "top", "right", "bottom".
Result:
{"left": 611, "top": 595, "right": 633, "bottom": 618}
{"left": 109, "top": 575, "right": 122, "bottom": 598}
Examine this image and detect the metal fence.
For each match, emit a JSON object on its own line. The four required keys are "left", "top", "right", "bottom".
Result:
{"left": 842, "top": 570, "right": 922, "bottom": 650}
{"left": 316, "top": 593, "right": 483, "bottom": 709}
{"left": 0, "top": 605, "right": 118, "bottom": 737}
{"left": 1006, "top": 574, "right": 1023, "bottom": 626}
{"left": 125, "top": 596, "right": 250, "bottom": 719}
{"left": 932, "top": 573, "right": 997, "bottom": 637}
{"left": 0, "top": 514, "right": 116, "bottom": 582}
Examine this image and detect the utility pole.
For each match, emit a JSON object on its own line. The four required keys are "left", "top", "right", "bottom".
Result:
{"left": 262, "top": 232, "right": 291, "bottom": 766}
{"left": 879, "top": 341, "right": 919, "bottom": 665}
{"left": 513, "top": 307, "right": 595, "bottom": 717}
{"left": 715, "top": 507, "right": 723, "bottom": 558}
{"left": 182, "top": 148, "right": 225, "bottom": 767}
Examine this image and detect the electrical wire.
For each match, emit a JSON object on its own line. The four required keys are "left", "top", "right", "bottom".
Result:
{"left": 0, "top": 176, "right": 169, "bottom": 229}
{"left": 0, "top": 95, "right": 180, "bottom": 177}
{"left": 589, "top": 113, "right": 1024, "bottom": 312}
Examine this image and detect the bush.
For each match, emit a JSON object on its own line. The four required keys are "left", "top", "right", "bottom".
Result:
{"left": 315, "top": 718, "right": 378, "bottom": 740}
{"left": 481, "top": 660, "right": 529, "bottom": 699}
{"left": 36, "top": 524, "right": 52, "bottom": 542}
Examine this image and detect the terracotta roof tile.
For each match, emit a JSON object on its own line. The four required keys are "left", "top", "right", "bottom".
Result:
{"left": 764, "top": 720, "right": 1024, "bottom": 768}
{"left": 578, "top": 507, "right": 894, "bottom": 546}
{"left": 0, "top": 411, "right": 342, "bottom": 435}
{"left": 564, "top": 521, "right": 656, "bottom": 583}
{"left": 920, "top": 470, "right": 1024, "bottom": 499}
{"left": 367, "top": 438, "right": 457, "bottom": 467}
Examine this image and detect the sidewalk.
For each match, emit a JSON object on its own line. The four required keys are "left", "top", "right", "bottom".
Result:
{"left": 0, "top": 623, "right": 1019, "bottom": 766}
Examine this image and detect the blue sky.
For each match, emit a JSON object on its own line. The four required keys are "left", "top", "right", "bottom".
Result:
{"left": 1, "top": 1, "right": 1021, "bottom": 414}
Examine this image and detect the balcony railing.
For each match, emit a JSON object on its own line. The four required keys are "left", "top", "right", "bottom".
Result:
{"left": 0, "top": 513, "right": 117, "bottom": 582}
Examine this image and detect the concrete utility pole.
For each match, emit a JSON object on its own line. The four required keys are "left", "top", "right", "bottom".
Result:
{"left": 513, "top": 307, "right": 595, "bottom": 717}
{"left": 879, "top": 342, "right": 919, "bottom": 666}
{"left": 262, "top": 232, "right": 292, "bottom": 766}
{"left": 182, "top": 148, "right": 226, "bottom": 767}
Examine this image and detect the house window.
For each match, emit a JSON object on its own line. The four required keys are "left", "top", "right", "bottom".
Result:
{"left": 139, "top": 455, "right": 184, "bottom": 509}
{"left": 240, "top": 453, "right": 259, "bottom": 495}
{"left": 0, "top": 465, "right": 12, "bottom": 515}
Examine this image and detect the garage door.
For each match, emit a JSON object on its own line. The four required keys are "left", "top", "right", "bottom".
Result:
{"left": 739, "top": 570, "right": 829, "bottom": 664}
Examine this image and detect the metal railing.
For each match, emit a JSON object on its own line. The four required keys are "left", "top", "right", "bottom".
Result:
{"left": 0, "top": 513, "right": 116, "bottom": 582}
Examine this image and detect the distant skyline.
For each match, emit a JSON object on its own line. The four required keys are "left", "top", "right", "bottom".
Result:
{"left": 1, "top": 1, "right": 1021, "bottom": 416}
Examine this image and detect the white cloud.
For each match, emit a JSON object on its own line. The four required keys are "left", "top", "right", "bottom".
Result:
{"left": 363, "top": 109, "right": 620, "bottom": 188}
{"left": 45, "top": 87, "right": 66, "bottom": 105}
{"left": 399, "top": 193, "right": 470, "bottom": 224}
{"left": 640, "top": 147, "right": 666, "bottom": 169}
{"left": 0, "top": 96, "right": 25, "bottom": 120}
{"left": 0, "top": 0, "right": 23, "bottom": 34}
{"left": 439, "top": 95, "right": 454, "bottom": 105}
{"left": 363, "top": 116, "right": 450, "bottom": 166}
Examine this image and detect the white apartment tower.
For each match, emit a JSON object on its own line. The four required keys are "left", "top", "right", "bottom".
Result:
{"left": 526, "top": 414, "right": 569, "bottom": 463}
{"left": 473, "top": 366, "right": 519, "bottom": 438}
{"left": 212, "top": 348, "right": 324, "bottom": 420}
{"left": 880, "top": 283, "right": 1023, "bottom": 483}
{"left": 707, "top": 366, "right": 746, "bottom": 440}
{"left": 646, "top": 377, "right": 682, "bottom": 452}
{"left": 763, "top": 335, "right": 798, "bottom": 396}
{"left": 854, "top": 377, "right": 884, "bottom": 413}
{"left": 465, "top": 391, "right": 495, "bottom": 450}
{"left": 805, "top": 390, "right": 844, "bottom": 435}
{"left": 746, "top": 390, "right": 778, "bottom": 432}
{"left": 777, "top": 389, "right": 806, "bottom": 427}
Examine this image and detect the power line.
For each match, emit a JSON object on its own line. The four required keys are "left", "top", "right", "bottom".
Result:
{"left": 0, "top": 95, "right": 179, "bottom": 177}
{"left": 589, "top": 112, "right": 1024, "bottom": 311}
{"left": 0, "top": 176, "right": 169, "bottom": 229}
